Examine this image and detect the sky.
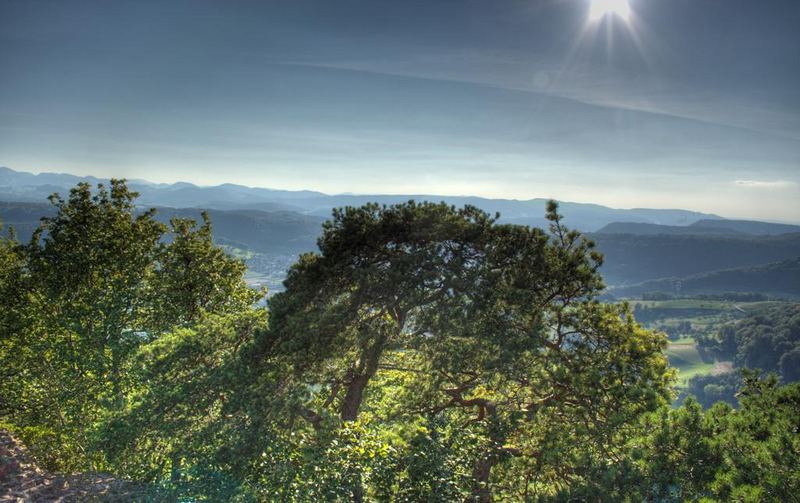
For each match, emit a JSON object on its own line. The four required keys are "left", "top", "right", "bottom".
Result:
{"left": 1, "top": 0, "right": 799, "bottom": 221}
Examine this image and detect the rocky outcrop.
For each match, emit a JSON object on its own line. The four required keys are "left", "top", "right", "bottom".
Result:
{"left": 0, "top": 430, "right": 139, "bottom": 502}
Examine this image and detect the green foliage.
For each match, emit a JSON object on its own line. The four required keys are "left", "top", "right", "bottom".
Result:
{"left": 707, "top": 373, "right": 800, "bottom": 500}
{"left": 386, "top": 419, "right": 472, "bottom": 502}
{"left": 0, "top": 220, "right": 23, "bottom": 362}
{"left": 96, "top": 200, "right": 671, "bottom": 500}
{"left": 549, "top": 374, "right": 800, "bottom": 502}
{"left": 259, "top": 200, "right": 670, "bottom": 500}
{"left": 144, "top": 212, "right": 263, "bottom": 335}
{"left": 1, "top": 182, "right": 166, "bottom": 469}
{"left": 698, "top": 303, "right": 800, "bottom": 382}
{"left": 94, "top": 311, "right": 275, "bottom": 503}
{"left": 635, "top": 397, "right": 722, "bottom": 499}
{"left": 0, "top": 181, "right": 260, "bottom": 472}
{"left": 683, "top": 372, "right": 741, "bottom": 408}
{"left": 2, "top": 184, "right": 797, "bottom": 501}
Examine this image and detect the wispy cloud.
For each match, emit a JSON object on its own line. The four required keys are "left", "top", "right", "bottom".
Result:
{"left": 286, "top": 44, "right": 800, "bottom": 142}
{"left": 734, "top": 179, "right": 798, "bottom": 189}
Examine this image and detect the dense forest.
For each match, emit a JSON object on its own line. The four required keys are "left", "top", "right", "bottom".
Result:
{"left": 1, "top": 181, "right": 798, "bottom": 501}
{"left": 589, "top": 232, "right": 800, "bottom": 286}
{"left": 683, "top": 305, "right": 800, "bottom": 408}
{"left": 611, "top": 258, "right": 800, "bottom": 298}
{"left": 698, "top": 304, "right": 800, "bottom": 380}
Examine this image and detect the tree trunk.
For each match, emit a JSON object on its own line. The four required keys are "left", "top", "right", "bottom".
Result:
{"left": 351, "top": 482, "right": 365, "bottom": 503}
{"left": 341, "top": 373, "right": 370, "bottom": 422}
{"left": 339, "top": 335, "right": 386, "bottom": 503}
{"left": 110, "top": 342, "right": 123, "bottom": 409}
{"left": 339, "top": 335, "right": 385, "bottom": 422}
{"left": 340, "top": 373, "right": 371, "bottom": 503}
{"left": 170, "top": 453, "right": 182, "bottom": 484}
{"left": 471, "top": 455, "right": 495, "bottom": 503}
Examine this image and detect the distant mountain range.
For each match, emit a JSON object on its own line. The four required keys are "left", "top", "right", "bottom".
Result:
{"left": 3, "top": 166, "right": 800, "bottom": 297}
{"left": 0, "top": 202, "right": 324, "bottom": 256}
{"left": 0, "top": 166, "right": 722, "bottom": 231}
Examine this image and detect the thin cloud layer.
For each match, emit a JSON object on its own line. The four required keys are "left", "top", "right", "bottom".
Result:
{"left": 0, "top": 0, "right": 798, "bottom": 220}
{"left": 734, "top": 180, "right": 798, "bottom": 189}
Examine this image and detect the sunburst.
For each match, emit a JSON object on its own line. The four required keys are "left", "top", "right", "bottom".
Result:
{"left": 589, "top": 0, "right": 631, "bottom": 22}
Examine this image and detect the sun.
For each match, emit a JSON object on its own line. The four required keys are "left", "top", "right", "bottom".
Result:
{"left": 589, "top": 0, "right": 631, "bottom": 21}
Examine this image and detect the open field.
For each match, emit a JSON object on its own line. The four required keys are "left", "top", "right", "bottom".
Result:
{"left": 635, "top": 299, "right": 731, "bottom": 310}
{"left": 630, "top": 299, "right": 796, "bottom": 389}
{"left": 632, "top": 299, "right": 791, "bottom": 331}
{"left": 634, "top": 298, "right": 788, "bottom": 314}
{"left": 666, "top": 343, "right": 715, "bottom": 387}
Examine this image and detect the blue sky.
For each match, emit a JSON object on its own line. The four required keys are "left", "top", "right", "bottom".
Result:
{"left": 1, "top": 0, "right": 798, "bottom": 220}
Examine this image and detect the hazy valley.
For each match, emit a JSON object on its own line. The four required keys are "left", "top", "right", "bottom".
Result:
{"left": 3, "top": 167, "right": 799, "bottom": 297}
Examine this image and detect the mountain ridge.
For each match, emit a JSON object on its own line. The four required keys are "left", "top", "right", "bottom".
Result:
{"left": 596, "top": 220, "right": 800, "bottom": 236}
{"left": 0, "top": 166, "right": 724, "bottom": 231}
{"left": 609, "top": 257, "right": 800, "bottom": 298}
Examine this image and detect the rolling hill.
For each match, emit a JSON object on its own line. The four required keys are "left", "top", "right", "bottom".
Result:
{"left": 596, "top": 219, "right": 800, "bottom": 236}
{"left": 611, "top": 257, "right": 800, "bottom": 298}
{"left": 0, "top": 202, "right": 323, "bottom": 256}
{"left": 596, "top": 222, "right": 745, "bottom": 236}
{"left": 590, "top": 233, "right": 800, "bottom": 285}
{"left": 4, "top": 167, "right": 800, "bottom": 292}
{"left": 688, "top": 219, "right": 800, "bottom": 235}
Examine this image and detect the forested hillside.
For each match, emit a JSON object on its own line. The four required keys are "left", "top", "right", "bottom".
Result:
{"left": 4, "top": 199, "right": 800, "bottom": 295}
{"left": 0, "top": 201, "right": 323, "bottom": 255}
{"left": 597, "top": 219, "right": 800, "bottom": 236}
{"left": 591, "top": 232, "right": 800, "bottom": 285}
{"left": 689, "top": 219, "right": 800, "bottom": 236}
{"left": 678, "top": 304, "right": 800, "bottom": 408}
{"left": 1, "top": 181, "right": 797, "bottom": 501}
{"left": 612, "top": 257, "right": 800, "bottom": 298}
{"left": 153, "top": 207, "right": 324, "bottom": 254}
{"left": 698, "top": 304, "right": 800, "bottom": 381}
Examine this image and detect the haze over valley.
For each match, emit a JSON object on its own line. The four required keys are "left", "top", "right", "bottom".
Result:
{"left": 2, "top": 166, "right": 799, "bottom": 297}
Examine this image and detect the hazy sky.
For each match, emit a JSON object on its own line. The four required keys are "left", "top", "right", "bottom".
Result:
{"left": 1, "top": 0, "right": 799, "bottom": 220}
